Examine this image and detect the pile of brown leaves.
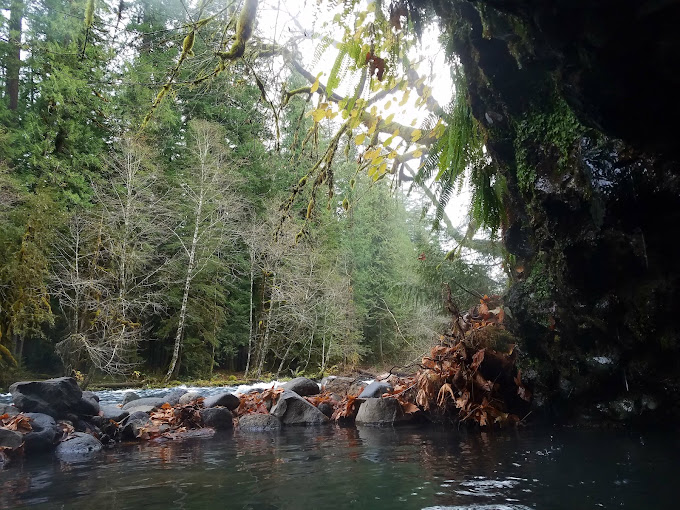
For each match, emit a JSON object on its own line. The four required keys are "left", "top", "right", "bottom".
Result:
{"left": 135, "top": 400, "right": 207, "bottom": 440}
{"left": 410, "top": 293, "right": 531, "bottom": 427}
{"left": 0, "top": 413, "right": 32, "bottom": 434}
{"left": 235, "top": 387, "right": 283, "bottom": 416}
{"left": 319, "top": 293, "right": 531, "bottom": 427}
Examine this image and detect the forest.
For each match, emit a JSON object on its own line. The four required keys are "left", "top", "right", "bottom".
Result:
{"left": 0, "top": 0, "right": 503, "bottom": 388}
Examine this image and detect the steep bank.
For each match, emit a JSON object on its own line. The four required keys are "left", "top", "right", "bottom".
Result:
{"left": 431, "top": 0, "right": 680, "bottom": 423}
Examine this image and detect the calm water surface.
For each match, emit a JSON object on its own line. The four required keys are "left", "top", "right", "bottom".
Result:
{"left": 0, "top": 424, "right": 676, "bottom": 510}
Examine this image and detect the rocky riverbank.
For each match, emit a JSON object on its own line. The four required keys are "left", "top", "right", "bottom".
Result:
{"left": 0, "top": 375, "right": 432, "bottom": 467}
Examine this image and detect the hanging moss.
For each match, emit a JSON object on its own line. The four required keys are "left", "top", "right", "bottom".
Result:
{"left": 217, "top": 0, "right": 259, "bottom": 61}
{"left": 513, "top": 95, "right": 585, "bottom": 193}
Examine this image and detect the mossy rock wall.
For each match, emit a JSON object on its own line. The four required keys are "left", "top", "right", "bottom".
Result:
{"left": 431, "top": 0, "right": 680, "bottom": 423}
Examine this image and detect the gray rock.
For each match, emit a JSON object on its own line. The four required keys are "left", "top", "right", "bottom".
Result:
{"left": 355, "top": 398, "right": 410, "bottom": 426}
{"left": 121, "top": 411, "right": 152, "bottom": 439}
{"left": 123, "top": 404, "right": 156, "bottom": 415}
{"left": 10, "top": 377, "right": 83, "bottom": 419}
{"left": 0, "top": 428, "right": 23, "bottom": 449}
{"left": 122, "top": 396, "right": 166, "bottom": 411}
{"left": 22, "top": 413, "right": 61, "bottom": 451}
{"left": 199, "top": 407, "right": 233, "bottom": 430}
{"left": 82, "top": 391, "right": 100, "bottom": 402}
{"left": 270, "top": 390, "right": 329, "bottom": 425}
{"left": 121, "top": 392, "right": 141, "bottom": 405}
{"left": 100, "top": 405, "right": 129, "bottom": 422}
{"left": 55, "top": 432, "right": 102, "bottom": 457}
{"left": 0, "top": 404, "right": 20, "bottom": 417}
{"left": 163, "top": 388, "right": 187, "bottom": 406}
{"left": 358, "top": 381, "right": 392, "bottom": 398}
{"left": 282, "top": 377, "right": 320, "bottom": 397}
{"left": 75, "top": 393, "right": 100, "bottom": 417}
{"left": 321, "top": 376, "right": 355, "bottom": 396}
{"left": 179, "top": 392, "right": 201, "bottom": 405}
{"left": 238, "top": 413, "right": 282, "bottom": 431}
{"left": 348, "top": 381, "right": 367, "bottom": 396}
{"left": 203, "top": 392, "right": 240, "bottom": 410}
{"left": 317, "top": 402, "right": 334, "bottom": 418}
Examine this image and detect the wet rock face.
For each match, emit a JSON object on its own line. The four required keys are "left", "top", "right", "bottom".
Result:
{"left": 431, "top": 0, "right": 680, "bottom": 421}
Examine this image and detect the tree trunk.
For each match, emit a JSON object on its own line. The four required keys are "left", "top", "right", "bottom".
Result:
{"left": 256, "top": 273, "right": 276, "bottom": 378}
{"left": 244, "top": 248, "right": 255, "bottom": 377}
{"left": 164, "top": 190, "right": 203, "bottom": 382}
{"left": 5, "top": 0, "right": 23, "bottom": 111}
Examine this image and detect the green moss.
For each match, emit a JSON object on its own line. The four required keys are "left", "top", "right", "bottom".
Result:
{"left": 514, "top": 95, "right": 584, "bottom": 192}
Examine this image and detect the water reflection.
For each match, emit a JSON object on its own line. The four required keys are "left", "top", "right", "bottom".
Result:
{"left": 0, "top": 426, "right": 676, "bottom": 509}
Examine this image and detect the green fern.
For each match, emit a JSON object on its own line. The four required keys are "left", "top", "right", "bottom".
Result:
{"left": 413, "top": 69, "right": 504, "bottom": 235}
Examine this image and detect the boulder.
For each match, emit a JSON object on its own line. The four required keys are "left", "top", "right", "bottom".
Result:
{"left": 122, "top": 396, "right": 166, "bottom": 411}
{"left": 10, "top": 377, "right": 83, "bottom": 419}
{"left": 0, "top": 404, "right": 20, "bottom": 417}
{"left": 348, "top": 381, "right": 368, "bottom": 396}
{"left": 321, "top": 376, "right": 355, "bottom": 397}
{"left": 282, "top": 377, "right": 320, "bottom": 396}
{"left": 199, "top": 407, "right": 233, "bottom": 430}
{"left": 0, "top": 428, "right": 23, "bottom": 449}
{"left": 22, "top": 413, "right": 61, "bottom": 451}
{"left": 270, "top": 391, "right": 329, "bottom": 425}
{"left": 121, "top": 392, "right": 141, "bottom": 405}
{"left": 164, "top": 388, "right": 187, "bottom": 406}
{"left": 99, "top": 405, "right": 129, "bottom": 422}
{"left": 179, "top": 392, "right": 202, "bottom": 405}
{"left": 238, "top": 413, "right": 282, "bottom": 431}
{"left": 317, "top": 402, "right": 334, "bottom": 418}
{"left": 121, "top": 411, "right": 152, "bottom": 440}
{"left": 355, "top": 398, "right": 410, "bottom": 426}
{"left": 75, "top": 392, "right": 100, "bottom": 417}
{"left": 203, "top": 392, "right": 240, "bottom": 410}
{"left": 123, "top": 404, "right": 156, "bottom": 415}
{"left": 358, "top": 381, "right": 392, "bottom": 398}
{"left": 55, "top": 432, "right": 103, "bottom": 458}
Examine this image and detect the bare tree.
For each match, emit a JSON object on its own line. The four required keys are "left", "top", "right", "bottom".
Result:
{"left": 52, "top": 137, "right": 166, "bottom": 378}
{"left": 164, "top": 120, "right": 246, "bottom": 381}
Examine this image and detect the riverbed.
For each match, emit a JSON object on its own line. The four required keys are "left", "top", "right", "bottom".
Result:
{"left": 0, "top": 421, "right": 675, "bottom": 509}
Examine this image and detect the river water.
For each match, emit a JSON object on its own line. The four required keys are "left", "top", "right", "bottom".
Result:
{"left": 0, "top": 386, "right": 676, "bottom": 509}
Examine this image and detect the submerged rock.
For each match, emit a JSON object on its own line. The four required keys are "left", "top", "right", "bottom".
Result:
{"left": 203, "top": 392, "right": 240, "bottom": 410}
{"left": 55, "top": 432, "right": 102, "bottom": 458}
{"left": 355, "top": 398, "right": 410, "bottom": 426}
{"left": 238, "top": 413, "right": 282, "bottom": 431}
{"left": 199, "top": 408, "right": 233, "bottom": 430}
{"left": 10, "top": 377, "right": 83, "bottom": 419}
{"left": 270, "top": 390, "right": 329, "bottom": 425}
{"left": 282, "top": 377, "right": 320, "bottom": 397}
{"left": 358, "top": 381, "right": 392, "bottom": 399}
